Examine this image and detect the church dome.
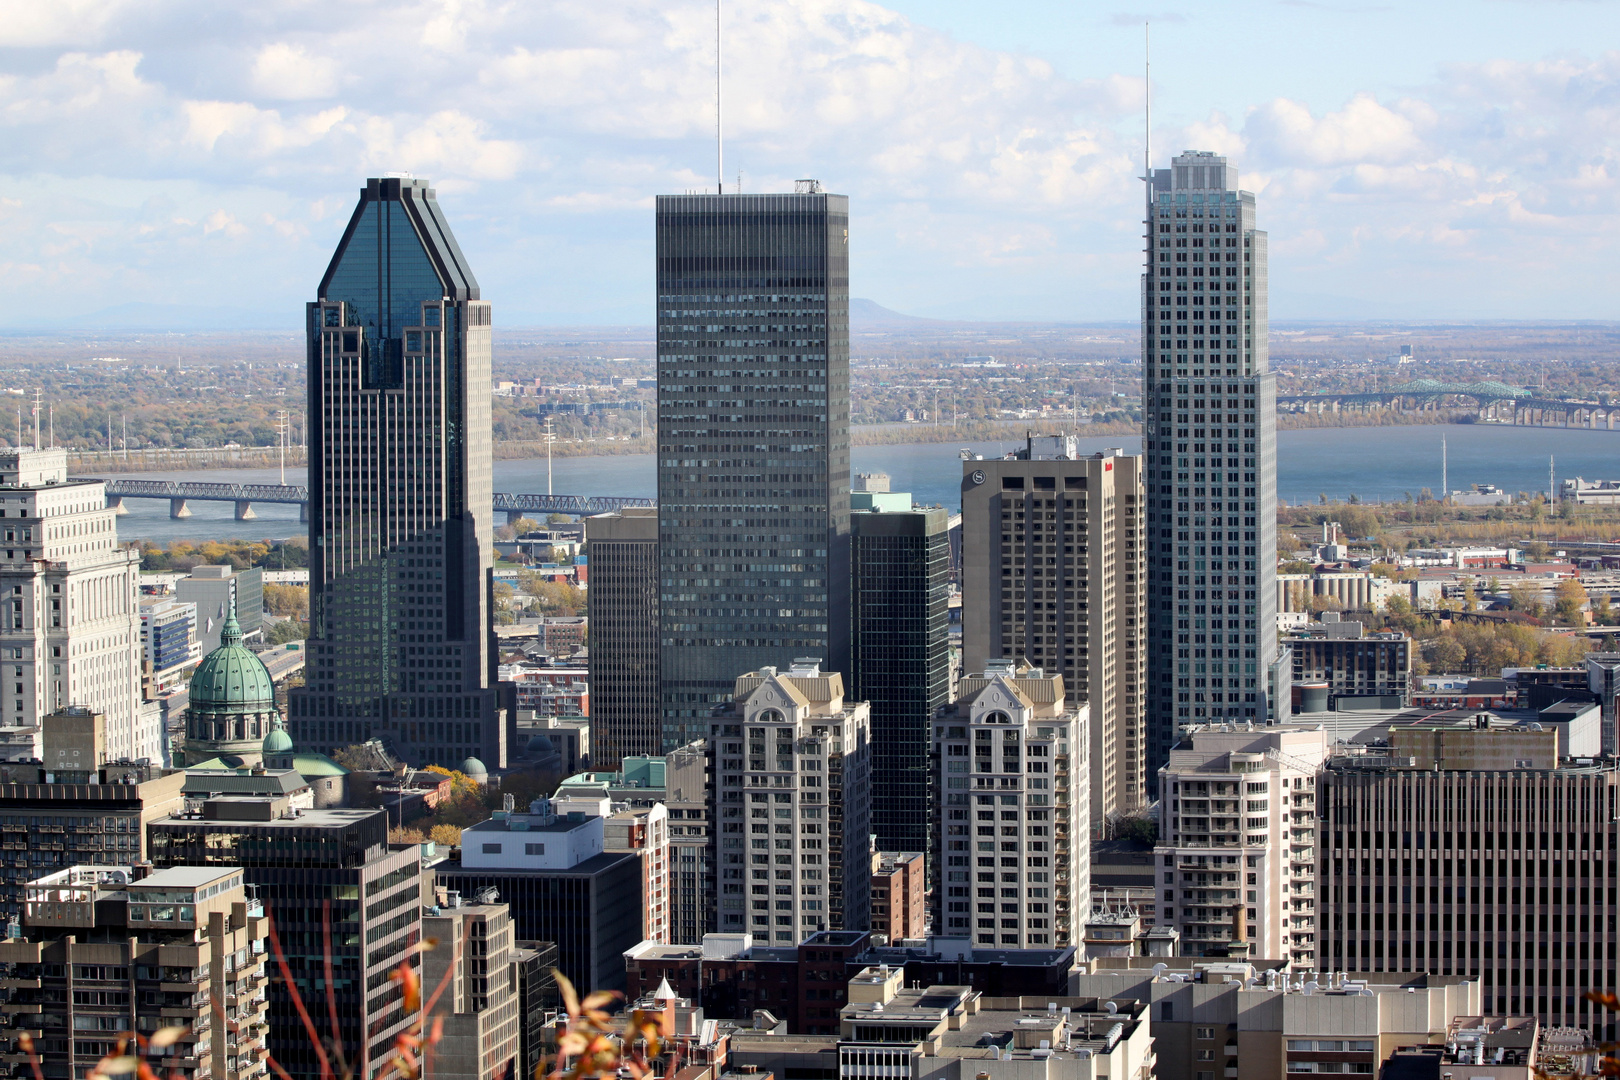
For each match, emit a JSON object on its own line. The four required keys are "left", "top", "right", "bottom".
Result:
{"left": 262, "top": 724, "right": 294, "bottom": 755}
{"left": 460, "top": 757, "right": 489, "bottom": 780}
{"left": 190, "top": 605, "right": 276, "bottom": 712}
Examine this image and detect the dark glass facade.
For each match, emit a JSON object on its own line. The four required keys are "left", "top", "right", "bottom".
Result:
{"left": 655, "top": 190, "right": 852, "bottom": 749}
{"left": 288, "top": 177, "right": 504, "bottom": 769}
{"left": 147, "top": 808, "right": 423, "bottom": 1080}
{"left": 436, "top": 854, "right": 641, "bottom": 994}
{"left": 584, "top": 509, "right": 660, "bottom": 769}
{"left": 849, "top": 507, "right": 950, "bottom": 853}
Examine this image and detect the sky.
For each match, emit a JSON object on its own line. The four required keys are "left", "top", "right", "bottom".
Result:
{"left": 1, "top": 0, "right": 1617, "bottom": 328}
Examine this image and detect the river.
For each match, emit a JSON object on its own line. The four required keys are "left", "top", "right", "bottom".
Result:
{"left": 104, "top": 423, "right": 1620, "bottom": 543}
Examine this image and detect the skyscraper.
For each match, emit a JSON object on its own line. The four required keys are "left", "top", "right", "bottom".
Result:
{"left": 288, "top": 177, "right": 505, "bottom": 769}
{"left": 655, "top": 184, "right": 851, "bottom": 748}
{"left": 585, "top": 507, "right": 661, "bottom": 769}
{"left": 1141, "top": 152, "right": 1281, "bottom": 787}
{"left": 849, "top": 490, "right": 951, "bottom": 854}
{"left": 960, "top": 438, "right": 1146, "bottom": 830}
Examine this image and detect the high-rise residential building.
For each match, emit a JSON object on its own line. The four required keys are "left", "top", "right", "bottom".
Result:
{"left": 0, "top": 448, "right": 149, "bottom": 762}
{"left": 708, "top": 661, "right": 871, "bottom": 943}
{"left": 850, "top": 495, "right": 951, "bottom": 853}
{"left": 420, "top": 892, "right": 523, "bottom": 1080}
{"left": 1141, "top": 151, "right": 1282, "bottom": 790}
{"left": 960, "top": 439, "right": 1145, "bottom": 831}
{"left": 288, "top": 176, "right": 504, "bottom": 770}
{"left": 584, "top": 507, "right": 660, "bottom": 769}
{"left": 147, "top": 801, "right": 426, "bottom": 1080}
{"left": 1318, "top": 721, "right": 1620, "bottom": 1041}
{"left": 0, "top": 864, "right": 271, "bottom": 1080}
{"left": 930, "top": 661, "right": 1089, "bottom": 950}
{"left": 1154, "top": 725, "right": 1327, "bottom": 970}
{"left": 655, "top": 184, "right": 852, "bottom": 749}
{"left": 605, "top": 801, "right": 672, "bottom": 945}
{"left": 0, "top": 758, "right": 184, "bottom": 917}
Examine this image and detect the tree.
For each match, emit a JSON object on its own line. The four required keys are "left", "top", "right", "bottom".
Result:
{"left": 389, "top": 825, "right": 427, "bottom": 845}
{"left": 262, "top": 583, "right": 309, "bottom": 619}
{"left": 1595, "top": 594, "right": 1615, "bottom": 626}
{"left": 1524, "top": 540, "right": 1551, "bottom": 561}
{"left": 1115, "top": 814, "right": 1158, "bottom": 847}
{"left": 1506, "top": 584, "right": 1544, "bottom": 619}
{"left": 266, "top": 618, "right": 308, "bottom": 645}
{"left": 1279, "top": 560, "right": 1314, "bottom": 575}
{"left": 1553, "top": 578, "right": 1590, "bottom": 627}
{"left": 428, "top": 823, "right": 463, "bottom": 848}
{"left": 1426, "top": 636, "right": 1467, "bottom": 673}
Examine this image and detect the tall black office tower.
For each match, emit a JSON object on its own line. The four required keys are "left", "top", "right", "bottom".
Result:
{"left": 289, "top": 177, "right": 506, "bottom": 769}
{"left": 656, "top": 182, "right": 852, "bottom": 748}
{"left": 850, "top": 499, "right": 951, "bottom": 854}
{"left": 1141, "top": 152, "right": 1280, "bottom": 790}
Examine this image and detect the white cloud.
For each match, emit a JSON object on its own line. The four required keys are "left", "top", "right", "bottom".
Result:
{"left": 0, "top": 1, "right": 1613, "bottom": 322}
{"left": 251, "top": 43, "right": 342, "bottom": 100}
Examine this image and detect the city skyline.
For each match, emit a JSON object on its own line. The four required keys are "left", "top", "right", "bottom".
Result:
{"left": 1, "top": 2, "right": 1616, "bottom": 327}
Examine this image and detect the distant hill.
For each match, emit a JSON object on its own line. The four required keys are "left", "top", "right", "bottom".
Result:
{"left": 851, "top": 298, "right": 953, "bottom": 329}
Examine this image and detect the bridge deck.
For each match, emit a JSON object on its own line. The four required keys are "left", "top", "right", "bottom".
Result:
{"left": 94, "top": 479, "right": 651, "bottom": 515}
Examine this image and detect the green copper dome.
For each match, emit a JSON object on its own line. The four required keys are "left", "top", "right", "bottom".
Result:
{"left": 262, "top": 721, "right": 294, "bottom": 755}
{"left": 190, "top": 605, "right": 276, "bottom": 712}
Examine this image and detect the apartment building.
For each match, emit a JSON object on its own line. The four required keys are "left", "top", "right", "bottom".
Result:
{"left": 1156, "top": 725, "right": 1328, "bottom": 970}
{"left": 931, "top": 660, "right": 1088, "bottom": 950}
{"left": 0, "top": 864, "right": 270, "bottom": 1080}
{"left": 961, "top": 438, "right": 1145, "bottom": 830}
{"left": 709, "top": 662, "right": 872, "bottom": 943}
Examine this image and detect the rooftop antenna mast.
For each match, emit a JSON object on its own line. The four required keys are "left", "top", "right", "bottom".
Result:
{"left": 1144, "top": 21, "right": 1151, "bottom": 215}
{"left": 716, "top": 0, "right": 723, "bottom": 195}
{"left": 30, "top": 389, "right": 40, "bottom": 451}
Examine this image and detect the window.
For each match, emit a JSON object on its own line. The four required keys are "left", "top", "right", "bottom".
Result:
{"left": 1196, "top": 1028, "right": 1216, "bottom": 1040}
{"left": 481, "top": 843, "right": 501, "bottom": 854}
{"left": 525, "top": 843, "right": 545, "bottom": 856}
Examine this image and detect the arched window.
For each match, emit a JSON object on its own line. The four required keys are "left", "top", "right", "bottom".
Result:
{"left": 758, "top": 708, "right": 784, "bottom": 724}
{"left": 985, "top": 710, "right": 1011, "bottom": 725}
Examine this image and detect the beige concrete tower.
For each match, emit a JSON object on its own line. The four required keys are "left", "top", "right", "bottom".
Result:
{"left": 961, "top": 437, "right": 1145, "bottom": 831}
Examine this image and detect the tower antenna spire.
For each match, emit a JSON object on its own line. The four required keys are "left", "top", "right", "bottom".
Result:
{"left": 1144, "top": 21, "right": 1151, "bottom": 204}
{"left": 717, "top": 0, "right": 724, "bottom": 195}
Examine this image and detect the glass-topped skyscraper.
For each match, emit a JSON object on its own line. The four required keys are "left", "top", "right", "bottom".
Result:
{"left": 655, "top": 184, "right": 852, "bottom": 748}
{"left": 1141, "top": 152, "right": 1283, "bottom": 789}
{"left": 288, "top": 176, "right": 505, "bottom": 769}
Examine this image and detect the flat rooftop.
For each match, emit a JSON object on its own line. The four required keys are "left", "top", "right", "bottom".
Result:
{"left": 134, "top": 865, "right": 241, "bottom": 890}
{"left": 154, "top": 806, "right": 382, "bottom": 829}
